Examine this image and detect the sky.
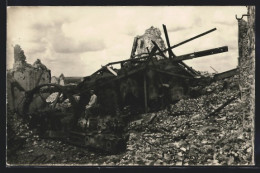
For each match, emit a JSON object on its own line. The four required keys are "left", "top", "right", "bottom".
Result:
{"left": 7, "top": 6, "right": 247, "bottom": 77}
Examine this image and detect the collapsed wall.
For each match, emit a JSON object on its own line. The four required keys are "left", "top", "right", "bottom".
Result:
{"left": 7, "top": 45, "right": 51, "bottom": 113}
{"left": 237, "top": 6, "right": 255, "bottom": 164}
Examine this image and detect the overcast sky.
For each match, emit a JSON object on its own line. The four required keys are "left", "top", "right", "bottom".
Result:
{"left": 7, "top": 6, "right": 247, "bottom": 77}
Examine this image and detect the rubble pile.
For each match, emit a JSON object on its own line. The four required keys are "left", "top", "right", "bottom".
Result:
{"left": 118, "top": 75, "right": 253, "bottom": 166}
{"left": 7, "top": 74, "right": 253, "bottom": 166}
{"left": 7, "top": 107, "right": 39, "bottom": 161}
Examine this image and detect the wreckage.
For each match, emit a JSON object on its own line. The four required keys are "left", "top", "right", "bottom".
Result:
{"left": 11, "top": 24, "right": 231, "bottom": 153}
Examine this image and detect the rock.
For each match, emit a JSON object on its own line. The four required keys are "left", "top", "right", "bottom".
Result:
{"left": 173, "top": 142, "right": 180, "bottom": 148}
{"left": 145, "top": 154, "right": 154, "bottom": 160}
{"left": 163, "top": 153, "right": 171, "bottom": 161}
{"left": 177, "top": 152, "right": 183, "bottom": 157}
{"left": 246, "top": 147, "right": 252, "bottom": 153}
{"left": 201, "top": 140, "right": 208, "bottom": 144}
{"left": 176, "top": 162, "right": 182, "bottom": 166}
{"left": 154, "top": 159, "right": 163, "bottom": 165}
{"left": 180, "top": 147, "right": 186, "bottom": 152}
{"left": 227, "top": 156, "right": 235, "bottom": 165}
{"left": 127, "top": 145, "right": 134, "bottom": 151}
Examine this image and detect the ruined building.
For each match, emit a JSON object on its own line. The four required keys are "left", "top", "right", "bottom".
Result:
{"left": 7, "top": 45, "right": 51, "bottom": 113}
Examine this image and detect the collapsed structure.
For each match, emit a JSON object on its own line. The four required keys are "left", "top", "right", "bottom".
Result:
{"left": 8, "top": 24, "right": 231, "bottom": 152}
{"left": 77, "top": 25, "right": 228, "bottom": 115}
{"left": 6, "top": 7, "right": 255, "bottom": 164}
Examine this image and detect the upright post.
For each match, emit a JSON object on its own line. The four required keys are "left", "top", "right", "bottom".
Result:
{"left": 144, "top": 73, "right": 148, "bottom": 113}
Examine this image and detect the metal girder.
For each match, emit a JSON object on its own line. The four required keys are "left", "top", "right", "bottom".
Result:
{"left": 172, "top": 46, "right": 228, "bottom": 62}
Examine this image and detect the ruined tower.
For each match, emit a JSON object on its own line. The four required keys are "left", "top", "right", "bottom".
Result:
{"left": 132, "top": 26, "right": 166, "bottom": 59}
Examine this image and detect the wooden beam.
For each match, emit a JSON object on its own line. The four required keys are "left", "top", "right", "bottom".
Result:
{"left": 151, "top": 68, "right": 194, "bottom": 79}
{"left": 213, "top": 68, "right": 238, "bottom": 81}
{"left": 106, "top": 56, "right": 148, "bottom": 66}
{"left": 177, "top": 62, "right": 197, "bottom": 77}
{"left": 162, "top": 24, "right": 175, "bottom": 59}
{"left": 151, "top": 41, "right": 168, "bottom": 59}
{"left": 178, "top": 62, "right": 200, "bottom": 76}
{"left": 207, "top": 94, "right": 239, "bottom": 117}
{"left": 145, "top": 46, "right": 158, "bottom": 67}
{"left": 166, "top": 28, "right": 217, "bottom": 51}
{"left": 146, "top": 47, "right": 150, "bottom": 54}
{"left": 173, "top": 46, "right": 228, "bottom": 62}
{"left": 106, "top": 66, "right": 118, "bottom": 76}
{"left": 132, "top": 28, "right": 217, "bottom": 58}
{"left": 102, "top": 44, "right": 227, "bottom": 68}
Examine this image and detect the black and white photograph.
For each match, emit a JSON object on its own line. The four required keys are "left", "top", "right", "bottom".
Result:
{"left": 6, "top": 6, "right": 255, "bottom": 166}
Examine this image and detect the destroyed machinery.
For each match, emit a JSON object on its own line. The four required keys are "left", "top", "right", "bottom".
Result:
{"left": 21, "top": 24, "right": 232, "bottom": 153}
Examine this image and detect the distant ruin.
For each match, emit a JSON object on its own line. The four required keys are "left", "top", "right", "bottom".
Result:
{"left": 51, "top": 73, "right": 83, "bottom": 86}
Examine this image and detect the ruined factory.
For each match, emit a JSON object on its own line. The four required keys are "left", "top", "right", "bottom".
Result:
{"left": 6, "top": 6, "right": 255, "bottom": 166}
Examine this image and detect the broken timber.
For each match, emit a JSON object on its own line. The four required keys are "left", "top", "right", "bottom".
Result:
{"left": 132, "top": 27, "right": 217, "bottom": 58}
{"left": 162, "top": 24, "right": 175, "bottom": 59}
{"left": 99, "top": 46, "right": 228, "bottom": 70}
{"left": 173, "top": 46, "right": 228, "bottom": 61}
{"left": 214, "top": 68, "right": 238, "bottom": 81}
{"left": 207, "top": 93, "right": 239, "bottom": 117}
